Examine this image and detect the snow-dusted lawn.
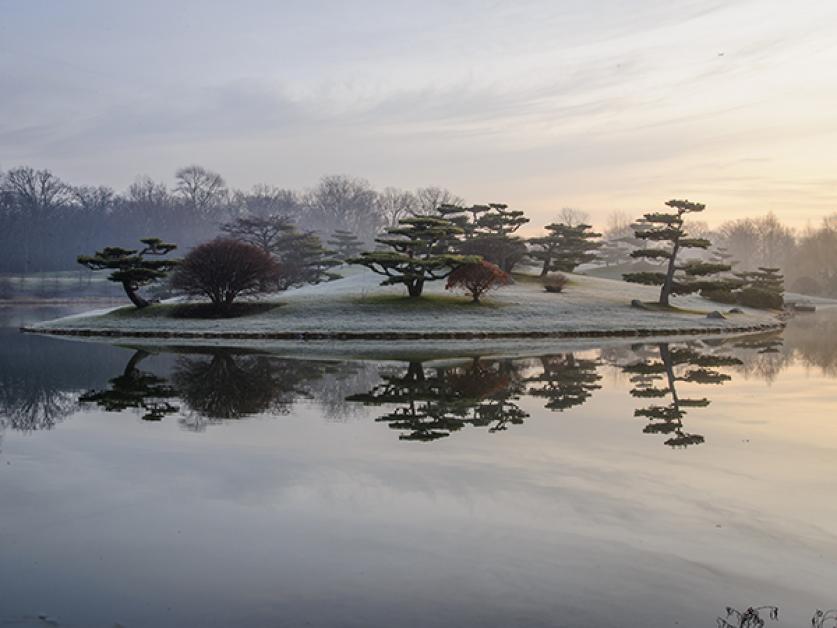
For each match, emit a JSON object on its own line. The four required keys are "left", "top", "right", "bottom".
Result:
{"left": 29, "top": 269, "right": 782, "bottom": 337}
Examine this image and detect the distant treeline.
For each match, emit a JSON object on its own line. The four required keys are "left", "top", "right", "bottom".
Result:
{"left": 602, "top": 210, "right": 837, "bottom": 297}
{"left": 3, "top": 164, "right": 837, "bottom": 297}
{"left": 0, "top": 165, "right": 462, "bottom": 274}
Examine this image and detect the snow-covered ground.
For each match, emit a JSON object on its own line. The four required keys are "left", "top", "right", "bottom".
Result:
{"left": 27, "top": 269, "right": 785, "bottom": 339}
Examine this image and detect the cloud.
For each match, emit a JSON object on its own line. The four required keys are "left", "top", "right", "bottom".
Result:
{"left": 2, "top": 0, "right": 837, "bottom": 225}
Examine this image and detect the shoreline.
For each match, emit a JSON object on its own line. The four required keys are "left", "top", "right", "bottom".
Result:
{"left": 21, "top": 320, "right": 784, "bottom": 341}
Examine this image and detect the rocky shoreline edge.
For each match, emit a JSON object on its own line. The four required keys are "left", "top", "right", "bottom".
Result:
{"left": 21, "top": 321, "right": 785, "bottom": 342}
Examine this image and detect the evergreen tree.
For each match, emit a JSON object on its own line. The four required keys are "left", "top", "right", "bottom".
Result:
{"left": 699, "top": 246, "right": 745, "bottom": 303}
{"left": 599, "top": 225, "right": 646, "bottom": 267}
{"left": 734, "top": 266, "right": 784, "bottom": 308}
{"left": 77, "top": 237, "right": 177, "bottom": 308}
{"left": 529, "top": 223, "right": 602, "bottom": 276}
{"left": 437, "top": 203, "right": 530, "bottom": 273}
{"left": 623, "top": 199, "right": 729, "bottom": 306}
{"left": 710, "top": 246, "right": 736, "bottom": 268}
{"left": 348, "top": 216, "right": 477, "bottom": 297}
{"left": 279, "top": 232, "right": 342, "bottom": 288}
{"left": 327, "top": 229, "right": 364, "bottom": 260}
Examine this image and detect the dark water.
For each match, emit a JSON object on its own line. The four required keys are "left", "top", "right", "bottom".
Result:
{"left": 1, "top": 305, "right": 836, "bottom": 627}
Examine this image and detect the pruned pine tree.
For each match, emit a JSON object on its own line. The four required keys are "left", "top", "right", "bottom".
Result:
{"left": 623, "top": 200, "right": 726, "bottom": 306}
{"left": 529, "top": 223, "right": 602, "bottom": 276}
{"left": 348, "top": 216, "right": 478, "bottom": 297}
{"left": 436, "top": 203, "right": 529, "bottom": 273}
{"left": 473, "top": 204, "right": 529, "bottom": 237}
{"left": 710, "top": 246, "right": 736, "bottom": 268}
{"left": 327, "top": 229, "right": 364, "bottom": 260}
{"left": 77, "top": 237, "right": 177, "bottom": 308}
{"left": 734, "top": 266, "right": 784, "bottom": 308}
{"left": 435, "top": 203, "right": 529, "bottom": 238}
{"left": 279, "top": 232, "right": 342, "bottom": 288}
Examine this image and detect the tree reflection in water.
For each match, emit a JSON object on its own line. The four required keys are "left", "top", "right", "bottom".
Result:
{"left": 12, "top": 310, "right": 837, "bottom": 447}
{"left": 79, "top": 348, "right": 340, "bottom": 431}
{"left": 172, "top": 351, "right": 337, "bottom": 431}
{"left": 525, "top": 354, "right": 602, "bottom": 411}
{"left": 623, "top": 343, "right": 742, "bottom": 448}
{"left": 346, "top": 358, "right": 529, "bottom": 441}
{"left": 79, "top": 350, "right": 179, "bottom": 422}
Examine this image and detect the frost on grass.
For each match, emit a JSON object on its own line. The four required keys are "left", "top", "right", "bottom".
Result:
{"left": 31, "top": 268, "right": 781, "bottom": 336}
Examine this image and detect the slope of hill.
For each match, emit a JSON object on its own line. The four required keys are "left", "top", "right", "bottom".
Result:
{"left": 26, "top": 269, "right": 783, "bottom": 341}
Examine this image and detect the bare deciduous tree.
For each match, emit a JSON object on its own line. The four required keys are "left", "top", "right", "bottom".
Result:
{"left": 413, "top": 186, "right": 464, "bottom": 215}
{"left": 174, "top": 165, "right": 227, "bottom": 216}
{"left": 556, "top": 207, "right": 589, "bottom": 227}
{"left": 376, "top": 187, "right": 417, "bottom": 227}
{"left": 304, "top": 175, "right": 381, "bottom": 237}
{"left": 231, "top": 185, "right": 301, "bottom": 221}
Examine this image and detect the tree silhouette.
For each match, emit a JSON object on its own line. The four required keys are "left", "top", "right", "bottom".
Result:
{"left": 79, "top": 350, "right": 179, "bottom": 421}
{"left": 78, "top": 237, "right": 177, "bottom": 308}
{"left": 347, "top": 358, "right": 528, "bottom": 441}
{"left": 623, "top": 343, "right": 742, "bottom": 448}
{"left": 440, "top": 203, "right": 530, "bottom": 273}
{"left": 79, "top": 348, "right": 337, "bottom": 431}
{"left": 529, "top": 223, "right": 602, "bottom": 276}
{"left": 623, "top": 199, "right": 732, "bottom": 306}
{"left": 526, "top": 353, "right": 603, "bottom": 411}
{"left": 327, "top": 229, "right": 364, "bottom": 260}
{"left": 171, "top": 351, "right": 319, "bottom": 426}
{"left": 349, "top": 216, "right": 478, "bottom": 297}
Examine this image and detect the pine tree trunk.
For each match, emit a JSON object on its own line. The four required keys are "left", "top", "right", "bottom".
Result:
{"left": 122, "top": 281, "right": 149, "bottom": 308}
{"left": 407, "top": 279, "right": 424, "bottom": 298}
{"left": 540, "top": 256, "right": 550, "bottom": 276}
{"left": 660, "top": 237, "right": 681, "bottom": 306}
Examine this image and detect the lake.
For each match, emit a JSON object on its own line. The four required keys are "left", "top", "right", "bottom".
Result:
{"left": 1, "top": 305, "right": 836, "bottom": 627}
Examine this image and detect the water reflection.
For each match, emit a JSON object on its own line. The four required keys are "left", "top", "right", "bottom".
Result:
{"left": 623, "top": 343, "right": 742, "bottom": 448}
{"left": 2, "top": 308, "right": 836, "bottom": 449}
{"left": 79, "top": 348, "right": 344, "bottom": 431}
{"left": 6, "top": 307, "right": 837, "bottom": 627}
{"left": 346, "top": 359, "right": 529, "bottom": 441}
{"left": 525, "top": 354, "right": 602, "bottom": 411}
{"left": 79, "top": 349, "right": 179, "bottom": 421}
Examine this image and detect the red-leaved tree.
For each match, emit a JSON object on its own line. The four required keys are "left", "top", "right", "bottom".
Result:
{"left": 445, "top": 260, "right": 511, "bottom": 303}
{"left": 171, "top": 238, "right": 280, "bottom": 310}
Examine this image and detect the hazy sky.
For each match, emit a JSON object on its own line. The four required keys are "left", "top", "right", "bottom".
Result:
{"left": 2, "top": 0, "right": 836, "bottom": 229}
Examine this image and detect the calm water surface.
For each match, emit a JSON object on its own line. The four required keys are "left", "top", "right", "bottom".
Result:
{"left": 1, "top": 305, "right": 836, "bottom": 627}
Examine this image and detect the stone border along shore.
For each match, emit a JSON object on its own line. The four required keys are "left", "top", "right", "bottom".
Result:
{"left": 21, "top": 321, "right": 785, "bottom": 341}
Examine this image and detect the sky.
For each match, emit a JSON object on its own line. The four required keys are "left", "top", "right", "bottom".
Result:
{"left": 2, "top": 0, "right": 837, "bottom": 230}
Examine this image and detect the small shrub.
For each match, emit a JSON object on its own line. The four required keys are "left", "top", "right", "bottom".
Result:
{"left": 543, "top": 273, "right": 569, "bottom": 293}
{"left": 171, "top": 238, "right": 280, "bottom": 311}
{"left": 737, "top": 287, "right": 783, "bottom": 309}
{"left": 700, "top": 287, "right": 737, "bottom": 304}
{"left": 445, "top": 260, "right": 511, "bottom": 303}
